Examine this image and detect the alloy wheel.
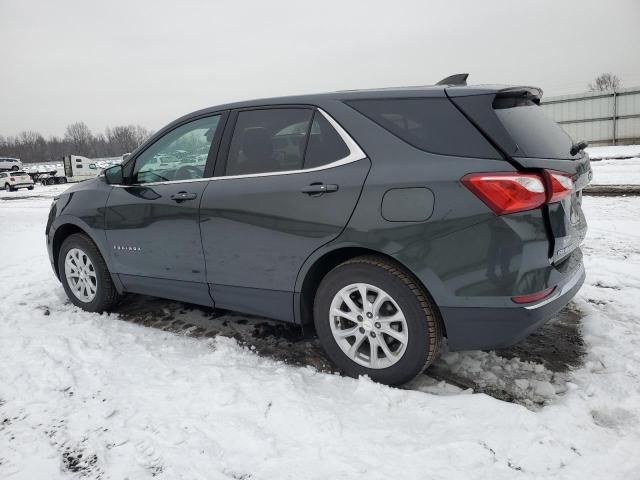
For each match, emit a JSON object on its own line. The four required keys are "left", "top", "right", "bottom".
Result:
{"left": 329, "top": 283, "right": 409, "bottom": 369}
{"left": 64, "top": 248, "right": 98, "bottom": 302}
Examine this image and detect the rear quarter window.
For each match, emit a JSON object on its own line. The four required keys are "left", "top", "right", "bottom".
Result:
{"left": 346, "top": 97, "right": 500, "bottom": 159}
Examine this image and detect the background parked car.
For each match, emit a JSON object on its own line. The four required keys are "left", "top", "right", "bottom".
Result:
{"left": 0, "top": 157, "right": 23, "bottom": 171}
{"left": 1, "top": 170, "right": 34, "bottom": 191}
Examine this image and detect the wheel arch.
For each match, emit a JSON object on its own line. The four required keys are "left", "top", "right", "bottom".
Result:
{"left": 51, "top": 218, "right": 112, "bottom": 280}
{"left": 295, "top": 245, "right": 446, "bottom": 337}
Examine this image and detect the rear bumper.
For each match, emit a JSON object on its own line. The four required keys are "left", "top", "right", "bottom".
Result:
{"left": 440, "top": 264, "right": 585, "bottom": 351}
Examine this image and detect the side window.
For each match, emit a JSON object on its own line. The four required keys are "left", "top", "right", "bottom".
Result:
{"left": 133, "top": 115, "right": 221, "bottom": 184}
{"left": 225, "top": 109, "right": 312, "bottom": 176}
{"left": 346, "top": 98, "right": 499, "bottom": 158}
{"left": 304, "top": 112, "right": 350, "bottom": 168}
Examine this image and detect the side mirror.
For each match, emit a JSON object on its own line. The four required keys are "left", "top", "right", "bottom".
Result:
{"left": 122, "top": 153, "right": 131, "bottom": 162}
{"left": 104, "top": 165, "right": 124, "bottom": 185}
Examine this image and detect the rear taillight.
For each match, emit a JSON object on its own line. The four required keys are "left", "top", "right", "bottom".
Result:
{"left": 9, "top": 177, "right": 15, "bottom": 181}
{"left": 461, "top": 172, "right": 546, "bottom": 215}
{"left": 546, "top": 171, "right": 574, "bottom": 203}
{"left": 462, "top": 170, "right": 575, "bottom": 215}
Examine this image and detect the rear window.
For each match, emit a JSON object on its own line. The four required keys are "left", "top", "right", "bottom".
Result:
{"left": 493, "top": 97, "right": 576, "bottom": 159}
{"left": 346, "top": 98, "right": 499, "bottom": 158}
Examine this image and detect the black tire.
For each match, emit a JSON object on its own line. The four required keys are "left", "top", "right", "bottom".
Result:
{"left": 58, "top": 177, "right": 67, "bottom": 184}
{"left": 314, "top": 256, "right": 443, "bottom": 386}
{"left": 5, "top": 183, "right": 12, "bottom": 192}
{"left": 28, "top": 186, "right": 34, "bottom": 190}
{"left": 58, "top": 233, "right": 121, "bottom": 312}
{"left": 10, "top": 165, "right": 19, "bottom": 171}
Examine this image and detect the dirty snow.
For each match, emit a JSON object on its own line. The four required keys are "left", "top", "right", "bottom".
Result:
{"left": 1, "top": 187, "right": 640, "bottom": 479}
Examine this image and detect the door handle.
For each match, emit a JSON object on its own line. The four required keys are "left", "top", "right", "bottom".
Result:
{"left": 170, "top": 191, "right": 198, "bottom": 202}
{"left": 301, "top": 183, "right": 339, "bottom": 195}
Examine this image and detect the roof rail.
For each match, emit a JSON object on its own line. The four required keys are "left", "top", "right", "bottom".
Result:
{"left": 436, "top": 73, "right": 469, "bottom": 86}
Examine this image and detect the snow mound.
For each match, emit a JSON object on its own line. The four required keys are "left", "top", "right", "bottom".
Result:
{"left": 586, "top": 144, "right": 640, "bottom": 160}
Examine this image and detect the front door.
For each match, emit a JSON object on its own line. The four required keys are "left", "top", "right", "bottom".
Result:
{"left": 199, "top": 107, "right": 370, "bottom": 320}
{"left": 104, "top": 113, "right": 225, "bottom": 304}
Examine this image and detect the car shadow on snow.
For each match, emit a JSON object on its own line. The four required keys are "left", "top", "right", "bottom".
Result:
{"left": 112, "top": 295, "right": 586, "bottom": 409}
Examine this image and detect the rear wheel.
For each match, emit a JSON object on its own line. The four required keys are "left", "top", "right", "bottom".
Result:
{"left": 5, "top": 183, "right": 12, "bottom": 192}
{"left": 314, "top": 256, "right": 443, "bottom": 386}
{"left": 10, "top": 165, "right": 18, "bottom": 171}
{"left": 58, "top": 233, "right": 121, "bottom": 312}
{"left": 57, "top": 177, "right": 67, "bottom": 184}
{"left": 28, "top": 186, "right": 34, "bottom": 190}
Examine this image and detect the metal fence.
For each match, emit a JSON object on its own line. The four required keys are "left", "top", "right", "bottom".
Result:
{"left": 540, "top": 86, "right": 640, "bottom": 146}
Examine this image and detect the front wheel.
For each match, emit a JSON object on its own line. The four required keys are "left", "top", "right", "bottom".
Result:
{"left": 58, "top": 233, "right": 121, "bottom": 312}
{"left": 314, "top": 256, "right": 443, "bottom": 386}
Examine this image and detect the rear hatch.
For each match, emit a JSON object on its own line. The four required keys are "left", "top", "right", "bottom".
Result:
{"left": 12, "top": 172, "right": 32, "bottom": 184}
{"left": 447, "top": 86, "right": 592, "bottom": 264}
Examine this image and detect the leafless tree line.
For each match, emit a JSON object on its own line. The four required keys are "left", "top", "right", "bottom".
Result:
{"left": 0, "top": 122, "right": 152, "bottom": 163}
{"left": 589, "top": 73, "right": 622, "bottom": 92}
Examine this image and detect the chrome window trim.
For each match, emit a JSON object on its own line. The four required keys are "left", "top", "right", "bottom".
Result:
{"left": 112, "top": 109, "right": 366, "bottom": 188}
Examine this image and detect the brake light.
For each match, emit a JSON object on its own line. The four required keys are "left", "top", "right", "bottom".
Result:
{"left": 463, "top": 170, "right": 577, "bottom": 215}
{"left": 462, "top": 172, "right": 546, "bottom": 215}
{"left": 546, "top": 171, "right": 574, "bottom": 203}
{"left": 511, "top": 286, "right": 555, "bottom": 304}
{"left": 9, "top": 177, "right": 15, "bottom": 181}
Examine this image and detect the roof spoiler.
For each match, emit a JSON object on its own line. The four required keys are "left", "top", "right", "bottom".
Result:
{"left": 436, "top": 73, "right": 469, "bottom": 86}
{"left": 496, "top": 86, "right": 543, "bottom": 104}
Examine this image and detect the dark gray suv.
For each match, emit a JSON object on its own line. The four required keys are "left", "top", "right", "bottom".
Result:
{"left": 46, "top": 78, "right": 590, "bottom": 385}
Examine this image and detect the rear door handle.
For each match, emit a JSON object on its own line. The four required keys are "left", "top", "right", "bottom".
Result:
{"left": 170, "top": 191, "right": 198, "bottom": 202}
{"left": 301, "top": 183, "right": 339, "bottom": 195}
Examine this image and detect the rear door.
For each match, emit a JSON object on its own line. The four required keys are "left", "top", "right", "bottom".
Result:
{"left": 104, "top": 113, "right": 226, "bottom": 304}
{"left": 199, "top": 107, "right": 370, "bottom": 320}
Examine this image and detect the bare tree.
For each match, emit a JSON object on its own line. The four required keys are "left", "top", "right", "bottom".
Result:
{"left": 64, "top": 122, "right": 95, "bottom": 156}
{"left": 0, "top": 122, "right": 152, "bottom": 163}
{"left": 589, "top": 73, "right": 621, "bottom": 92}
{"left": 106, "top": 125, "right": 151, "bottom": 155}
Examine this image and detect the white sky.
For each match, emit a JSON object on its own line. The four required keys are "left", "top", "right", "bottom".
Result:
{"left": 1, "top": 0, "right": 639, "bottom": 137}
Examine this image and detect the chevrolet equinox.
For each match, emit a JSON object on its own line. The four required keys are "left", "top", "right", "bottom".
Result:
{"left": 46, "top": 75, "right": 591, "bottom": 386}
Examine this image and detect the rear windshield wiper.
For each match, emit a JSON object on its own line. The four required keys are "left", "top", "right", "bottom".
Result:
{"left": 570, "top": 140, "right": 588, "bottom": 156}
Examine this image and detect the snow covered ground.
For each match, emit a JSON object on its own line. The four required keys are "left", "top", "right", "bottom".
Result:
{"left": 590, "top": 157, "right": 640, "bottom": 185}
{"left": 586, "top": 144, "right": 640, "bottom": 160}
{"left": 1, "top": 186, "right": 640, "bottom": 479}
{"left": 585, "top": 144, "right": 640, "bottom": 185}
